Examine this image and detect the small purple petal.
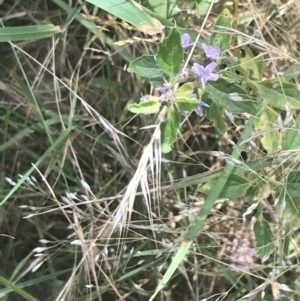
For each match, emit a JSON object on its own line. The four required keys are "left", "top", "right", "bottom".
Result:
{"left": 195, "top": 104, "right": 203, "bottom": 115}
{"left": 195, "top": 101, "right": 209, "bottom": 116}
{"left": 180, "top": 70, "right": 188, "bottom": 79}
{"left": 191, "top": 62, "right": 219, "bottom": 87}
{"left": 140, "top": 95, "right": 150, "bottom": 102}
{"left": 191, "top": 63, "right": 204, "bottom": 78}
{"left": 156, "top": 82, "right": 172, "bottom": 94}
{"left": 206, "top": 62, "right": 218, "bottom": 72}
{"left": 200, "top": 101, "right": 209, "bottom": 107}
{"left": 202, "top": 43, "right": 223, "bottom": 60}
{"left": 181, "top": 33, "right": 191, "bottom": 48}
{"left": 157, "top": 87, "right": 169, "bottom": 93}
{"left": 209, "top": 73, "right": 219, "bottom": 81}
{"left": 181, "top": 33, "right": 194, "bottom": 49}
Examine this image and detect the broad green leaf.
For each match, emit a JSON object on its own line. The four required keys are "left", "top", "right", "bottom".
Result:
{"left": 204, "top": 78, "right": 257, "bottom": 115}
{"left": 127, "top": 55, "right": 168, "bottom": 78}
{"left": 282, "top": 118, "right": 300, "bottom": 150}
{"left": 157, "top": 27, "right": 184, "bottom": 77}
{"left": 209, "top": 8, "right": 233, "bottom": 52}
{"left": 286, "top": 170, "right": 300, "bottom": 199}
{"left": 194, "top": 0, "right": 211, "bottom": 16}
{"left": 199, "top": 174, "right": 252, "bottom": 199}
{"left": 176, "top": 97, "right": 199, "bottom": 111}
{"left": 148, "top": 0, "right": 177, "bottom": 18}
{"left": 176, "top": 82, "right": 194, "bottom": 98}
{"left": 127, "top": 99, "right": 160, "bottom": 114}
{"left": 254, "top": 218, "right": 274, "bottom": 260}
{"left": 240, "top": 47, "right": 265, "bottom": 80}
{"left": 161, "top": 106, "right": 180, "bottom": 153}
{"left": 252, "top": 80, "right": 300, "bottom": 110}
{"left": 244, "top": 185, "right": 257, "bottom": 203}
{"left": 282, "top": 60, "right": 300, "bottom": 82}
{"left": 0, "top": 25, "right": 61, "bottom": 42}
{"left": 273, "top": 173, "right": 300, "bottom": 216}
{"left": 254, "top": 105, "right": 280, "bottom": 154}
{"left": 206, "top": 101, "right": 227, "bottom": 135}
{"left": 86, "top": 0, "right": 164, "bottom": 35}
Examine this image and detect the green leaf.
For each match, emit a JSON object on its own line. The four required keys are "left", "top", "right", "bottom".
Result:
{"left": 244, "top": 185, "right": 257, "bottom": 203}
{"left": 194, "top": 0, "right": 211, "bottom": 16}
{"left": 127, "top": 55, "right": 168, "bottom": 78}
{"left": 161, "top": 106, "right": 180, "bottom": 153}
{"left": 157, "top": 27, "right": 184, "bottom": 77}
{"left": 0, "top": 269, "right": 71, "bottom": 295}
{"left": 148, "top": 0, "right": 177, "bottom": 18}
{"left": 206, "top": 100, "right": 227, "bottom": 135}
{"left": 204, "top": 78, "right": 257, "bottom": 115}
{"left": 286, "top": 170, "right": 300, "bottom": 199}
{"left": 0, "top": 25, "right": 61, "bottom": 42}
{"left": 252, "top": 80, "right": 300, "bottom": 110}
{"left": 176, "top": 82, "right": 194, "bottom": 98}
{"left": 85, "top": 0, "right": 164, "bottom": 35}
{"left": 240, "top": 47, "right": 265, "bottom": 80}
{"left": 199, "top": 174, "right": 252, "bottom": 200}
{"left": 282, "top": 59, "right": 300, "bottom": 81}
{"left": 209, "top": 8, "right": 233, "bottom": 52}
{"left": 282, "top": 118, "right": 300, "bottom": 150}
{"left": 0, "top": 274, "right": 41, "bottom": 301}
{"left": 127, "top": 99, "right": 160, "bottom": 115}
{"left": 254, "top": 105, "right": 280, "bottom": 154}
{"left": 176, "top": 97, "right": 199, "bottom": 111}
{"left": 254, "top": 218, "right": 274, "bottom": 260}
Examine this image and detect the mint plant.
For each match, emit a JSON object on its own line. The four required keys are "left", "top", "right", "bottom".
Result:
{"left": 127, "top": 8, "right": 238, "bottom": 154}
{"left": 126, "top": 7, "right": 300, "bottom": 299}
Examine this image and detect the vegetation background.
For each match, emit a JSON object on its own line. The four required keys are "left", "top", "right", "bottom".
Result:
{"left": 1, "top": 0, "right": 300, "bottom": 300}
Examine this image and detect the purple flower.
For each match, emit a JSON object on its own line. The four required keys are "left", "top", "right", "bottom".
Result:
{"left": 180, "top": 70, "right": 188, "bottom": 79}
{"left": 195, "top": 101, "right": 209, "bottom": 116}
{"left": 181, "top": 33, "right": 193, "bottom": 49}
{"left": 156, "top": 82, "right": 172, "bottom": 94}
{"left": 202, "top": 43, "right": 223, "bottom": 60}
{"left": 140, "top": 95, "right": 150, "bottom": 102}
{"left": 191, "top": 62, "right": 219, "bottom": 87}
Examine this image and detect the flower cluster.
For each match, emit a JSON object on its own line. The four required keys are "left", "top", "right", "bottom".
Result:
{"left": 181, "top": 33, "right": 223, "bottom": 115}
{"left": 154, "top": 34, "right": 224, "bottom": 118}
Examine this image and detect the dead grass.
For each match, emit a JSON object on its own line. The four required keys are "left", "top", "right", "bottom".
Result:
{"left": 1, "top": 0, "right": 300, "bottom": 300}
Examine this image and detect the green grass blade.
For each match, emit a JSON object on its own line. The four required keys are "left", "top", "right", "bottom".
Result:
{"left": 0, "top": 25, "right": 61, "bottom": 42}
{"left": 86, "top": 0, "right": 164, "bottom": 35}
{"left": 149, "top": 241, "right": 192, "bottom": 301}
{"left": 0, "top": 269, "right": 71, "bottom": 295}
{"left": 52, "top": 0, "right": 133, "bottom": 62}
{"left": 0, "top": 126, "right": 74, "bottom": 206}
{"left": 185, "top": 116, "right": 255, "bottom": 240}
{"left": 171, "top": 156, "right": 280, "bottom": 190}
{"left": 0, "top": 118, "right": 64, "bottom": 153}
{"left": 149, "top": 116, "right": 255, "bottom": 300}
{"left": 0, "top": 274, "right": 41, "bottom": 301}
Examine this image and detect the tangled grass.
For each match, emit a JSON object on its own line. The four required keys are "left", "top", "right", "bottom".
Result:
{"left": 1, "top": 0, "right": 300, "bottom": 300}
